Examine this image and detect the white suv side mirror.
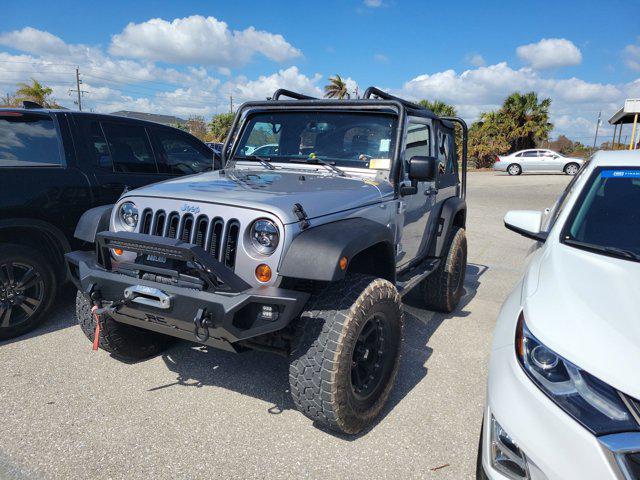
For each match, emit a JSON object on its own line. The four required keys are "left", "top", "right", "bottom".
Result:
{"left": 504, "top": 210, "right": 548, "bottom": 242}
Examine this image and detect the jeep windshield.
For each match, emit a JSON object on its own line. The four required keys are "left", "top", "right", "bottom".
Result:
{"left": 233, "top": 111, "right": 397, "bottom": 170}
{"left": 562, "top": 167, "right": 640, "bottom": 261}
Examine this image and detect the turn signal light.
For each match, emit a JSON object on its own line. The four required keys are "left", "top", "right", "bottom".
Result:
{"left": 113, "top": 248, "right": 124, "bottom": 256}
{"left": 255, "top": 264, "right": 272, "bottom": 282}
{"left": 339, "top": 256, "right": 348, "bottom": 271}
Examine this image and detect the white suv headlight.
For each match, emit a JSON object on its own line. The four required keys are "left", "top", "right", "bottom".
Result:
{"left": 118, "top": 202, "right": 138, "bottom": 231}
{"left": 249, "top": 219, "right": 279, "bottom": 255}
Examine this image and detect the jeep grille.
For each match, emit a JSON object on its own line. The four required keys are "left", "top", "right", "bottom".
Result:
{"left": 139, "top": 208, "right": 240, "bottom": 270}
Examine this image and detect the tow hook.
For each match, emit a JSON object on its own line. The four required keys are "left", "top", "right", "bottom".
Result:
{"left": 193, "top": 308, "right": 212, "bottom": 343}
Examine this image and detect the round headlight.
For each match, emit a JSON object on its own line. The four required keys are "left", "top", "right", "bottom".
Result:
{"left": 118, "top": 202, "right": 138, "bottom": 231}
{"left": 250, "top": 219, "right": 279, "bottom": 255}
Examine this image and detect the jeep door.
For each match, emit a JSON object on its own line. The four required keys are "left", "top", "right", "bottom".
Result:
{"left": 396, "top": 118, "right": 437, "bottom": 270}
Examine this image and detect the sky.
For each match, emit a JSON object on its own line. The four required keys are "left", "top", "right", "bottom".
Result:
{"left": 2, "top": 0, "right": 640, "bottom": 143}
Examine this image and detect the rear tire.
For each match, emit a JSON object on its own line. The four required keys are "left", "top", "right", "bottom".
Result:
{"left": 76, "top": 292, "right": 172, "bottom": 360}
{"left": 564, "top": 162, "right": 579, "bottom": 175}
{"left": 0, "top": 244, "right": 56, "bottom": 340}
{"left": 289, "top": 274, "right": 403, "bottom": 434}
{"left": 421, "top": 227, "right": 467, "bottom": 313}
{"left": 507, "top": 163, "right": 522, "bottom": 176}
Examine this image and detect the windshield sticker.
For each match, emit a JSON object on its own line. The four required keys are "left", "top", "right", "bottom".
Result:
{"left": 601, "top": 170, "right": 640, "bottom": 178}
{"left": 379, "top": 139, "right": 391, "bottom": 152}
{"left": 369, "top": 158, "right": 391, "bottom": 170}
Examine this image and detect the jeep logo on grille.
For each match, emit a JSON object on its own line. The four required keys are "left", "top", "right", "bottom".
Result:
{"left": 181, "top": 204, "right": 200, "bottom": 214}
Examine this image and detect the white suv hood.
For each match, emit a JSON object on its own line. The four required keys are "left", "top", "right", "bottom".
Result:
{"left": 525, "top": 243, "right": 640, "bottom": 399}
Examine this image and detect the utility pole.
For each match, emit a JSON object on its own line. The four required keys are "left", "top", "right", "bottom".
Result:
{"left": 68, "top": 67, "right": 88, "bottom": 111}
{"left": 230, "top": 95, "right": 233, "bottom": 114}
{"left": 593, "top": 111, "right": 601, "bottom": 149}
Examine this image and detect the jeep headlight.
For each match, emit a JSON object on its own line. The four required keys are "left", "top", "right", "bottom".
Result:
{"left": 118, "top": 202, "right": 138, "bottom": 232}
{"left": 516, "top": 313, "right": 638, "bottom": 435}
{"left": 249, "top": 219, "right": 279, "bottom": 255}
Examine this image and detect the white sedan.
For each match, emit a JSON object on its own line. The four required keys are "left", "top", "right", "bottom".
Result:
{"left": 478, "top": 150, "right": 640, "bottom": 480}
{"left": 494, "top": 149, "right": 584, "bottom": 176}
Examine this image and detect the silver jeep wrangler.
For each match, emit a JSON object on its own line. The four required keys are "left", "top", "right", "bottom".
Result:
{"left": 67, "top": 87, "right": 468, "bottom": 434}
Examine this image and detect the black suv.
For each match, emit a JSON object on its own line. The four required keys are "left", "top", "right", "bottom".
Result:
{"left": 0, "top": 106, "right": 215, "bottom": 339}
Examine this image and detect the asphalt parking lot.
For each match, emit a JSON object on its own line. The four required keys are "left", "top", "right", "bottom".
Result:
{"left": 0, "top": 171, "right": 571, "bottom": 480}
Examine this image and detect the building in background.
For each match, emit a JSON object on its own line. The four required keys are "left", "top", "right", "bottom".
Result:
{"left": 109, "top": 110, "right": 187, "bottom": 127}
{"left": 608, "top": 99, "right": 640, "bottom": 150}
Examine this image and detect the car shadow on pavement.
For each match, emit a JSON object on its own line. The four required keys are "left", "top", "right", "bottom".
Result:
{"left": 0, "top": 287, "right": 78, "bottom": 347}
{"left": 147, "top": 263, "right": 487, "bottom": 438}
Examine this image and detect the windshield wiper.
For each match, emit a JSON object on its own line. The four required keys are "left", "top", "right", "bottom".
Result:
{"left": 233, "top": 154, "right": 275, "bottom": 170}
{"left": 563, "top": 238, "right": 640, "bottom": 262}
{"left": 287, "top": 157, "right": 346, "bottom": 176}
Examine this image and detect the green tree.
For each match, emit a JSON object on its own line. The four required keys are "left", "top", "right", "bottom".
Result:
{"left": 15, "top": 79, "right": 57, "bottom": 107}
{"left": 500, "top": 91, "right": 553, "bottom": 151}
{"left": 469, "top": 111, "right": 511, "bottom": 168}
{"left": 185, "top": 115, "right": 208, "bottom": 141}
{"left": 208, "top": 112, "right": 235, "bottom": 142}
{"left": 324, "top": 74, "right": 350, "bottom": 99}
{"left": 418, "top": 99, "right": 457, "bottom": 117}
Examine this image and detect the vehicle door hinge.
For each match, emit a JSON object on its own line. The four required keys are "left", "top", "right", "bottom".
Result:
{"left": 293, "top": 203, "right": 310, "bottom": 230}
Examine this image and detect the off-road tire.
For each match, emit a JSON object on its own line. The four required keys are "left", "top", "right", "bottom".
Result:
{"left": 289, "top": 274, "right": 403, "bottom": 434}
{"left": 507, "top": 163, "right": 522, "bottom": 176}
{"left": 0, "top": 244, "right": 56, "bottom": 340}
{"left": 421, "top": 227, "right": 467, "bottom": 313}
{"left": 76, "top": 292, "right": 172, "bottom": 360}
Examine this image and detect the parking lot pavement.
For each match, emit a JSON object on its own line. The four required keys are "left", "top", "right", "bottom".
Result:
{"left": 0, "top": 172, "right": 571, "bottom": 480}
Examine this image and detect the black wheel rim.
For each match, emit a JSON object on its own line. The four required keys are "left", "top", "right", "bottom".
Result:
{"left": 0, "top": 261, "right": 45, "bottom": 328}
{"left": 350, "top": 314, "right": 389, "bottom": 402}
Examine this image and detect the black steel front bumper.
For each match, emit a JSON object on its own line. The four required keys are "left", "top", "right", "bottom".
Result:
{"left": 65, "top": 231, "right": 309, "bottom": 353}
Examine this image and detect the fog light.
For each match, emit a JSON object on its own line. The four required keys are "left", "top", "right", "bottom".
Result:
{"left": 490, "top": 415, "right": 530, "bottom": 479}
{"left": 258, "top": 304, "right": 279, "bottom": 322}
{"left": 255, "top": 264, "right": 272, "bottom": 282}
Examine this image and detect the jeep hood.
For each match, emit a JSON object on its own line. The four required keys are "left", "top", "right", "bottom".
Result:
{"left": 525, "top": 243, "right": 640, "bottom": 399}
{"left": 125, "top": 169, "right": 393, "bottom": 224}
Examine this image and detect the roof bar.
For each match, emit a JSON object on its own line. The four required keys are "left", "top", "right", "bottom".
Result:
{"left": 362, "top": 86, "right": 425, "bottom": 112}
{"left": 271, "top": 89, "right": 317, "bottom": 101}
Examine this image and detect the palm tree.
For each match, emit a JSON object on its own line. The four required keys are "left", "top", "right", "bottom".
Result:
{"left": 324, "top": 74, "right": 350, "bottom": 99}
{"left": 15, "top": 79, "right": 55, "bottom": 107}
{"left": 418, "top": 99, "right": 457, "bottom": 117}
{"left": 500, "top": 92, "right": 552, "bottom": 151}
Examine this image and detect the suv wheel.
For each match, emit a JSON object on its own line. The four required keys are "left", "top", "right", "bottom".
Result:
{"left": 421, "top": 226, "right": 467, "bottom": 313}
{"left": 76, "top": 292, "right": 173, "bottom": 360}
{"left": 507, "top": 163, "right": 522, "bottom": 176}
{"left": 0, "top": 244, "right": 56, "bottom": 340}
{"left": 289, "top": 274, "right": 403, "bottom": 434}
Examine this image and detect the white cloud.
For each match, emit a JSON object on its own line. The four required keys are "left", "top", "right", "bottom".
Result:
{"left": 623, "top": 42, "right": 640, "bottom": 71}
{"left": 109, "top": 15, "right": 301, "bottom": 66}
{"left": 466, "top": 53, "right": 486, "bottom": 67}
{"left": 228, "top": 66, "right": 322, "bottom": 102}
{"left": 373, "top": 53, "right": 388, "bottom": 63}
{"left": 364, "top": 0, "right": 383, "bottom": 7}
{"left": 516, "top": 38, "right": 582, "bottom": 69}
{"left": 0, "top": 27, "right": 71, "bottom": 56}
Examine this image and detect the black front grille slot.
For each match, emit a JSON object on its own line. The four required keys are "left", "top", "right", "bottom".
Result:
{"left": 167, "top": 212, "right": 180, "bottom": 238}
{"left": 140, "top": 209, "right": 153, "bottom": 234}
{"left": 208, "top": 218, "right": 224, "bottom": 259}
{"left": 153, "top": 211, "right": 166, "bottom": 236}
{"left": 223, "top": 220, "right": 240, "bottom": 269}
{"left": 180, "top": 215, "right": 193, "bottom": 243}
{"left": 194, "top": 216, "right": 208, "bottom": 248}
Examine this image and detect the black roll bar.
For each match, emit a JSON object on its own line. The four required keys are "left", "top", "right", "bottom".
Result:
{"left": 271, "top": 89, "right": 317, "bottom": 101}
{"left": 440, "top": 116, "right": 468, "bottom": 199}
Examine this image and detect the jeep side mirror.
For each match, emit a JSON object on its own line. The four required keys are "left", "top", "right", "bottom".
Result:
{"left": 504, "top": 210, "right": 548, "bottom": 242}
{"left": 408, "top": 156, "right": 437, "bottom": 182}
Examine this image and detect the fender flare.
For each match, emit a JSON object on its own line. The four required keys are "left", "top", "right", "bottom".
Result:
{"left": 429, "top": 197, "right": 466, "bottom": 258}
{"left": 279, "top": 218, "right": 394, "bottom": 282}
{"left": 0, "top": 218, "right": 71, "bottom": 253}
{"left": 74, "top": 204, "right": 114, "bottom": 243}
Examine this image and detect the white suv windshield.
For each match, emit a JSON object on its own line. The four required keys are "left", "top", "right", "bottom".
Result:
{"left": 563, "top": 168, "right": 640, "bottom": 260}
{"left": 235, "top": 111, "right": 397, "bottom": 169}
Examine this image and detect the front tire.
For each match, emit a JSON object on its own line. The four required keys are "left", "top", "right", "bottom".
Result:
{"left": 507, "top": 163, "right": 522, "bottom": 176}
{"left": 0, "top": 244, "right": 56, "bottom": 340}
{"left": 421, "top": 227, "right": 467, "bottom": 313}
{"left": 289, "top": 274, "right": 403, "bottom": 434}
{"left": 76, "top": 292, "right": 172, "bottom": 360}
{"left": 564, "top": 162, "right": 579, "bottom": 175}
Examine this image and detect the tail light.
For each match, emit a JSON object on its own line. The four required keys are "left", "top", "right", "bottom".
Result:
{"left": 495, "top": 156, "right": 501, "bottom": 162}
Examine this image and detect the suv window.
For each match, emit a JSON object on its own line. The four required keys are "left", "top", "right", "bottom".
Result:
{"left": 405, "top": 122, "right": 430, "bottom": 160}
{"left": 101, "top": 122, "right": 157, "bottom": 174}
{"left": 151, "top": 128, "right": 212, "bottom": 175}
{"left": 0, "top": 112, "right": 62, "bottom": 167}
{"left": 85, "top": 121, "right": 113, "bottom": 170}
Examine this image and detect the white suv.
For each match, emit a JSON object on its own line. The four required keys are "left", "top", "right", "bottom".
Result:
{"left": 494, "top": 149, "right": 584, "bottom": 176}
{"left": 478, "top": 150, "right": 640, "bottom": 480}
